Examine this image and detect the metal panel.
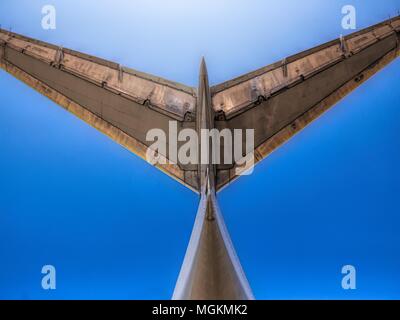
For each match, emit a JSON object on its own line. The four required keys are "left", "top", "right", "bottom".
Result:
{"left": 0, "top": 29, "right": 199, "bottom": 191}
{"left": 213, "top": 18, "right": 399, "bottom": 190}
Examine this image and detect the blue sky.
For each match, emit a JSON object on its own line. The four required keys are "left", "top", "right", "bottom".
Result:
{"left": 0, "top": 0, "right": 399, "bottom": 299}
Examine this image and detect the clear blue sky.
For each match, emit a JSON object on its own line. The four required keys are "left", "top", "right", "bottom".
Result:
{"left": 0, "top": 0, "right": 399, "bottom": 299}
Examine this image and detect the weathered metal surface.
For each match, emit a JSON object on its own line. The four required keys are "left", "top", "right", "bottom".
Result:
{"left": 173, "top": 60, "right": 253, "bottom": 299}
{"left": 212, "top": 17, "right": 400, "bottom": 118}
{"left": 0, "top": 30, "right": 196, "bottom": 120}
{"left": 173, "top": 190, "right": 254, "bottom": 300}
{"left": 216, "top": 42, "right": 400, "bottom": 190}
{"left": 0, "top": 29, "right": 199, "bottom": 191}
{"left": 0, "top": 56, "right": 197, "bottom": 190}
{"left": 196, "top": 58, "right": 216, "bottom": 191}
{"left": 1, "top": 16, "right": 399, "bottom": 300}
{"left": 1, "top": 17, "right": 398, "bottom": 193}
{"left": 214, "top": 17, "right": 400, "bottom": 190}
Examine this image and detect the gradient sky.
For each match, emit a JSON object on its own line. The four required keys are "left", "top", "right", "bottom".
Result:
{"left": 0, "top": 0, "right": 399, "bottom": 299}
